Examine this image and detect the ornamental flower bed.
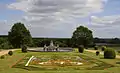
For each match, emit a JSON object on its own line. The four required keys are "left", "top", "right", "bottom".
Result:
{"left": 30, "top": 57, "right": 83, "bottom": 66}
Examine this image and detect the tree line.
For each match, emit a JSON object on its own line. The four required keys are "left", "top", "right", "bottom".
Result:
{"left": 0, "top": 22, "right": 120, "bottom": 49}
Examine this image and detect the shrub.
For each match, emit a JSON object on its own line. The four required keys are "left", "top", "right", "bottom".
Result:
{"left": 78, "top": 45, "right": 84, "bottom": 53}
{"left": 104, "top": 48, "right": 116, "bottom": 59}
{"left": 94, "top": 46, "right": 98, "bottom": 50}
{"left": 22, "top": 45, "right": 27, "bottom": 53}
{"left": 118, "top": 50, "right": 120, "bottom": 53}
{"left": 1, "top": 55, "right": 5, "bottom": 59}
{"left": 101, "top": 46, "right": 106, "bottom": 51}
{"left": 85, "top": 47, "right": 88, "bottom": 49}
{"left": 8, "top": 51, "right": 13, "bottom": 56}
{"left": 96, "top": 51, "right": 100, "bottom": 56}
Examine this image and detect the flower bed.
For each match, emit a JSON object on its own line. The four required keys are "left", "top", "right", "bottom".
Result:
{"left": 29, "top": 56, "right": 84, "bottom": 67}
{"left": 30, "top": 59, "right": 83, "bottom": 66}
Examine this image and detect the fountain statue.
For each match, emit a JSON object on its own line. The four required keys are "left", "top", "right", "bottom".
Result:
{"left": 43, "top": 41, "right": 59, "bottom": 52}
{"left": 43, "top": 44, "right": 47, "bottom": 51}
{"left": 50, "top": 41, "right": 54, "bottom": 46}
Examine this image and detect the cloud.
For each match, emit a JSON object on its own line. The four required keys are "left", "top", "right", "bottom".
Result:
{"left": 91, "top": 15, "right": 120, "bottom": 26}
{"left": 7, "top": 0, "right": 107, "bottom": 37}
{"left": 85, "top": 15, "right": 120, "bottom": 38}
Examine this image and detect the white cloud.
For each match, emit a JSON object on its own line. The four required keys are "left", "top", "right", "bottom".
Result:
{"left": 86, "top": 0, "right": 104, "bottom": 13}
{"left": 8, "top": 0, "right": 107, "bottom": 37}
{"left": 91, "top": 15, "right": 120, "bottom": 26}
{"left": 84, "top": 15, "right": 120, "bottom": 38}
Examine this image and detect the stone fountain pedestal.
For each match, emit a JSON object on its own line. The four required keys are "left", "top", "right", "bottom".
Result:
{"left": 44, "top": 41, "right": 59, "bottom": 52}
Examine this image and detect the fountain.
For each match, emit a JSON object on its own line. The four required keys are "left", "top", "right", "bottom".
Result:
{"left": 44, "top": 41, "right": 59, "bottom": 52}
{"left": 27, "top": 40, "right": 73, "bottom": 52}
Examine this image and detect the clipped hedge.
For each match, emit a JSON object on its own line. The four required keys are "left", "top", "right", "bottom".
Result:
{"left": 78, "top": 45, "right": 84, "bottom": 53}
{"left": 104, "top": 48, "right": 116, "bottom": 59}
{"left": 94, "top": 46, "right": 98, "bottom": 50}
{"left": 118, "top": 50, "right": 120, "bottom": 53}
{"left": 96, "top": 51, "right": 100, "bottom": 56}
{"left": 1, "top": 55, "right": 5, "bottom": 59}
{"left": 22, "top": 45, "right": 27, "bottom": 53}
{"left": 8, "top": 51, "right": 13, "bottom": 56}
{"left": 101, "top": 46, "right": 106, "bottom": 51}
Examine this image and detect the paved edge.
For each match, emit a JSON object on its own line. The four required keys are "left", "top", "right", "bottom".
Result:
{"left": 0, "top": 49, "right": 18, "bottom": 56}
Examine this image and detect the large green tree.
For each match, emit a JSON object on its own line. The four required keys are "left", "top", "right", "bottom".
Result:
{"left": 8, "top": 22, "right": 32, "bottom": 48}
{"left": 71, "top": 26, "right": 93, "bottom": 47}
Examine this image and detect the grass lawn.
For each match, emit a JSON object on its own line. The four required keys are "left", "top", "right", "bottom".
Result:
{"left": 0, "top": 49, "right": 120, "bottom": 73}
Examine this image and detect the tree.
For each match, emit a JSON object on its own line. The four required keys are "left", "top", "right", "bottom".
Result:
{"left": 8, "top": 22, "right": 32, "bottom": 48}
{"left": 71, "top": 26, "right": 93, "bottom": 47}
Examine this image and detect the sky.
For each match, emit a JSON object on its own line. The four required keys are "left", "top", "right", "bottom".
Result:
{"left": 0, "top": 0, "right": 120, "bottom": 38}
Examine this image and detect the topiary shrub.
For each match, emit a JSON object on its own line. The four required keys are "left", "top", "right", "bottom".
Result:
{"left": 94, "top": 46, "right": 98, "bottom": 50}
{"left": 8, "top": 51, "right": 13, "bottom": 56}
{"left": 96, "top": 51, "right": 100, "bottom": 56}
{"left": 118, "top": 50, "right": 120, "bottom": 53}
{"left": 104, "top": 48, "right": 116, "bottom": 59}
{"left": 85, "top": 47, "right": 88, "bottom": 49}
{"left": 1, "top": 55, "right": 5, "bottom": 59}
{"left": 78, "top": 45, "right": 84, "bottom": 53}
{"left": 101, "top": 46, "right": 106, "bottom": 51}
{"left": 22, "top": 45, "right": 27, "bottom": 53}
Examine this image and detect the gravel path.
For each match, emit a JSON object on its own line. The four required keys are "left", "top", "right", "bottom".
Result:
{"left": 85, "top": 49, "right": 120, "bottom": 58}
{"left": 0, "top": 49, "right": 18, "bottom": 56}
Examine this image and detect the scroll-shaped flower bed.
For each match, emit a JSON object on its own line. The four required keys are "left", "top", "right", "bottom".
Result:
{"left": 38, "top": 59, "right": 83, "bottom": 66}
{"left": 30, "top": 56, "right": 83, "bottom": 67}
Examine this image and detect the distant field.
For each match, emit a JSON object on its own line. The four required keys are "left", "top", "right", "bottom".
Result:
{"left": 0, "top": 48, "right": 120, "bottom": 73}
